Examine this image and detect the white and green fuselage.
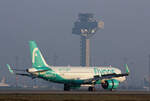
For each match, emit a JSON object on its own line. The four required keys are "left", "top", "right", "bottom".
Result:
{"left": 28, "top": 66, "right": 126, "bottom": 85}
{"left": 7, "top": 41, "right": 129, "bottom": 91}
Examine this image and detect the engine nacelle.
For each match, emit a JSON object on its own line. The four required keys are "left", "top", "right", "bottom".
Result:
{"left": 101, "top": 79, "right": 120, "bottom": 90}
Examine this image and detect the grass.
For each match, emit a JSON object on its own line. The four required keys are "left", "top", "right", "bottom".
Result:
{"left": 0, "top": 93, "right": 150, "bottom": 101}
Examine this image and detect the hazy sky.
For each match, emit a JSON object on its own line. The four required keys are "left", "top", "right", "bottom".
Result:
{"left": 0, "top": 0, "right": 150, "bottom": 86}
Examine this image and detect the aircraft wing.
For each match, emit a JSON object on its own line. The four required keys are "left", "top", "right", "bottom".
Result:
{"left": 84, "top": 64, "right": 130, "bottom": 84}
{"left": 101, "top": 64, "right": 130, "bottom": 78}
{"left": 16, "top": 73, "right": 32, "bottom": 77}
{"left": 6, "top": 64, "right": 47, "bottom": 78}
{"left": 7, "top": 64, "right": 14, "bottom": 74}
{"left": 7, "top": 64, "right": 27, "bottom": 73}
{"left": 7, "top": 64, "right": 34, "bottom": 77}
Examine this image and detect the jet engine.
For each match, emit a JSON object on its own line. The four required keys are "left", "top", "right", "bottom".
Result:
{"left": 101, "top": 79, "right": 120, "bottom": 90}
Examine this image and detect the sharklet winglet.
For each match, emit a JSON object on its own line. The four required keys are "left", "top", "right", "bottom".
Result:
{"left": 6, "top": 64, "right": 14, "bottom": 74}
{"left": 125, "top": 64, "right": 130, "bottom": 75}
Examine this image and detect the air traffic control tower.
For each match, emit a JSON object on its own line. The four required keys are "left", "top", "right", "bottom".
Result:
{"left": 72, "top": 13, "right": 104, "bottom": 67}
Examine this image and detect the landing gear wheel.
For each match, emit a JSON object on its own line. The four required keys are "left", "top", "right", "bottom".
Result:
{"left": 110, "top": 89, "right": 115, "bottom": 91}
{"left": 64, "top": 84, "right": 70, "bottom": 91}
{"left": 88, "top": 86, "right": 95, "bottom": 91}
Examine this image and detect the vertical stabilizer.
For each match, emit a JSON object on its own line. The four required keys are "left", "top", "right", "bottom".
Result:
{"left": 29, "top": 41, "right": 49, "bottom": 68}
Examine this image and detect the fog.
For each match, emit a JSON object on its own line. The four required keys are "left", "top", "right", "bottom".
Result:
{"left": 0, "top": 0, "right": 149, "bottom": 88}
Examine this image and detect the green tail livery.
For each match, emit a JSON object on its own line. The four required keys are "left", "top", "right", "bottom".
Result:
{"left": 29, "top": 41, "right": 49, "bottom": 68}
{"left": 7, "top": 41, "right": 130, "bottom": 91}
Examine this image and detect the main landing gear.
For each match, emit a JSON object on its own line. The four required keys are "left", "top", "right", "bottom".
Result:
{"left": 64, "top": 84, "right": 96, "bottom": 91}
{"left": 88, "top": 86, "right": 95, "bottom": 91}
{"left": 64, "top": 84, "right": 70, "bottom": 91}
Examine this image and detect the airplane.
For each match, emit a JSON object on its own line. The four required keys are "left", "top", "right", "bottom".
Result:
{"left": 7, "top": 41, "right": 130, "bottom": 91}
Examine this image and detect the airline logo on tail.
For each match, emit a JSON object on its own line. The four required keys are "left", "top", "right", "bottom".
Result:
{"left": 29, "top": 41, "right": 49, "bottom": 68}
{"left": 32, "top": 48, "right": 38, "bottom": 64}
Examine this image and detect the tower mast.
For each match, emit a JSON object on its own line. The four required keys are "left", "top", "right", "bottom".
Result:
{"left": 72, "top": 13, "right": 104, "bottom": 67}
